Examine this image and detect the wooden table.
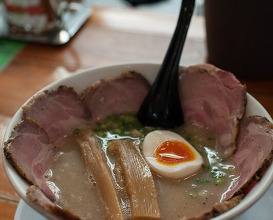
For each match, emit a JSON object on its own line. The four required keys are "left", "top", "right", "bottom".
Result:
{"left": 0, "top": 6, "right": 272, "bottom": 220}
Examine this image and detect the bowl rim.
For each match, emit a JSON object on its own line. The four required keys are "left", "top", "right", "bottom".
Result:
{"left": 2, "top": 62, "right": 273, "bottom": 220}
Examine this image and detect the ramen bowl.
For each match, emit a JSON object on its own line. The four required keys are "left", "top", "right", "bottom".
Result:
{"left": 2, "top": 63, "right": 273, "bottom": 220}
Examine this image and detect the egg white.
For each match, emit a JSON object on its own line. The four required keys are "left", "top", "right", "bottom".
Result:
{"left": 142, "top": 130, "right": 203, "bottom": 179}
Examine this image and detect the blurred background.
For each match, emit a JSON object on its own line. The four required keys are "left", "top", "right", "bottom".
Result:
{"left": 0, "top": 0, "right": 205, "bottom": 44}
{"left": 84, "top": 0, "right": 204, "bottom": 15}
{"left": 1, "top": 0, "right": 272, "bottom": 78}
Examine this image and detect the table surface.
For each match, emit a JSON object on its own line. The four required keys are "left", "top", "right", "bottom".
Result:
{"left": 0, "top": 6, "right": 273, "bottom": 220}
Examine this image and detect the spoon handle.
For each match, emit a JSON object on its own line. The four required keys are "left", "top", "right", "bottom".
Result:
{"left": 137, "top": 0, "right": 195, "bottom": 128}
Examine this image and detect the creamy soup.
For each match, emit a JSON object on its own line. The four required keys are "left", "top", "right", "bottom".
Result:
{"left": 46, "top": 114, "right": 239, "bottom": 219}
{"left": 45, "top": 136, "right": 106, "bottom": 219}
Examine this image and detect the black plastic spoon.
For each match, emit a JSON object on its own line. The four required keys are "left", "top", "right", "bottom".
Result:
{"left": 137, "top": 0, "right": 195, "bottom": 128}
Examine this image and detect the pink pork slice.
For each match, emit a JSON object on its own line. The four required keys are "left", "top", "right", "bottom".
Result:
{"left": 4, "top": 118, "right": 56, "bottom": 201}
{"left": 82, "top": 71, "right": 150, "bottom": 122}
{"left": 222, "top": 116, "right": 273, "bottom": 201}
{"left": 23, "top": 86, "right": 91, "bottom": 144}
{"left": 179, "top": 64, "right": 247, "bottom": 157}
{"left": 190, "top": 116, "right": 273, "bottom": 220}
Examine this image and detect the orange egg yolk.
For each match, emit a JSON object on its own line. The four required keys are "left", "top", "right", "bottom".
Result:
{"left": 155, "top": 140, "right": 196, "bottom": 165}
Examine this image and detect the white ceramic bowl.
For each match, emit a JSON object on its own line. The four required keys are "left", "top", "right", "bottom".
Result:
{"left": 2, "top": 63, "right": 273, "bottom": 220}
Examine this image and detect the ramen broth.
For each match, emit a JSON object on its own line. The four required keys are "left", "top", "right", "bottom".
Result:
{"left": 45, "top": 137, "right": 106, "bottom": 219}
{"left": 46, "top": 114, "right": 239, "bottom": 219}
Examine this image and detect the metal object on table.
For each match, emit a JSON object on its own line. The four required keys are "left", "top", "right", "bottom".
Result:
{"left": 0, "top": 0, "right": 92, "bottom": 45}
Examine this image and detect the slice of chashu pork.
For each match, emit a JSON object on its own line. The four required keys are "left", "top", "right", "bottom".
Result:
{"left": 179, "top": 64, "right": 247, "bottom": 157}
{"left": 23, "top": 86, "right": 92, "bottom": 144}
{"left": 82, "top": 71, "right": 150, "bottom": 123}
{"left": 186, "top": 116, "right": 273, "bottom": 220}
{"left": 4, "top": 118, "right": 56, "bottom": 201}
{"left": 224, "top": 116, "right": 273, "bottom": 200}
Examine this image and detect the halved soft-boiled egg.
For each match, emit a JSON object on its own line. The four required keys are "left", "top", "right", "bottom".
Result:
{"left": 142, "top": 130, "right": 203, "bottom": 178}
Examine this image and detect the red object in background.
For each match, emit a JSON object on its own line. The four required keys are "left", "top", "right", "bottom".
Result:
{"left": 5, "top": 2, "right": 45, "bottom": 15}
